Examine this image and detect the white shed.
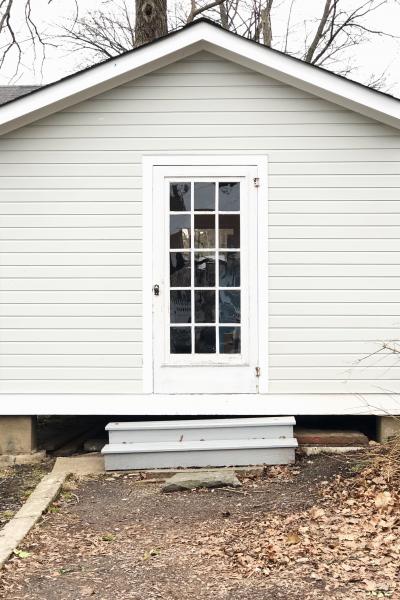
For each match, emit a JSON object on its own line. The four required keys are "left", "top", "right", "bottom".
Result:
{"left": 0, "top": 18, "right": 400, "bottom": 439}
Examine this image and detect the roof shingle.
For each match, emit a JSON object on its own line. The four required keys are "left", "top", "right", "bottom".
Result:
{"left": 0, "top": 86, "right": 40, "bottom": 106}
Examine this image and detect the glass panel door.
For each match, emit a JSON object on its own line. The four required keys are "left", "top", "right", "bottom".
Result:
{"left": 153, "top": 164, "right": 259, "bottom": 394}
{"left": 169, "top": 181, "right": 242, "bottom": 358}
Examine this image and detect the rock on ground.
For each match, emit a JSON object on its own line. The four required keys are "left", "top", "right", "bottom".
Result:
{"left": 162, "top": 470, "right": 241, "bottom": 493}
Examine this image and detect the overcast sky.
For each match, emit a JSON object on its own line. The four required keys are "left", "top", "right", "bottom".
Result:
{"left": 0, "top": 0, "right": 400, "bottom": 96}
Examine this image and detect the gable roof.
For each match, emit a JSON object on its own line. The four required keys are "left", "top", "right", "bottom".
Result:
{"left": 0, "top": 85, "right": 41, "bottom": 106}
{"left": 0, "top": 18, "right": 399, "bottom": 136}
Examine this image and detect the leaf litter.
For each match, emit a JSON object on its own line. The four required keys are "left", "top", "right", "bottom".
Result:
{"left": 0, "top": 450, "right": 399, "bottom": 599}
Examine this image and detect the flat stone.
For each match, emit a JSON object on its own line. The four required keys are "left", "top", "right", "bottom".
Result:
{"left": 162, "top": 470, "right": 241, "bottom": 493}
{"left": 52, "top": 455, "right": 105, "bottom": 475}
{"left": 0, "top": 471, "right": 66, "bottom": 568}
{"left": 295, "top": 428, "right": 369, "bottom": 447}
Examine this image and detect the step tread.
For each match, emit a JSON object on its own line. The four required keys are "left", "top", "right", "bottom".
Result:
{"left": 102, "top": 437, "right": 298, "bottom": 455}
{"left": 106, "top": 416, "right": 296, "bottom": 432}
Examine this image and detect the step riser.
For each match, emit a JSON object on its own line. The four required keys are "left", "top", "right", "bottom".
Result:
{"left": 108, "top": 424, "right": 294, "bottom": 444}
{"left": 104, "top": 447, "right": 296, "bottom": 471}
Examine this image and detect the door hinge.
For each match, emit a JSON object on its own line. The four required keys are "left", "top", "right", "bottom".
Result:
{"left": 255, "top": 366, "right": 261, "bottom": 378}
{"left": 253, "top": 177, "right": 260, "bottom": 188}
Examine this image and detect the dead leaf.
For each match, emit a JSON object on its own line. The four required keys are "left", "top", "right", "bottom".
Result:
{"left": 375, "top": 491, "right": 392, "bottom": 509}
{"left": 286, "top": 533, "right": 301, "bottom": 545}
{"left": 310, "top": 507, "right": 325, "bottom": 520}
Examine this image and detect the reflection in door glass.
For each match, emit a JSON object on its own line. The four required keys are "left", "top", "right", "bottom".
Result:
{"left": 170, "top": 252, "right": 191, "bottom": 287}
{"left": 194, "top": 214, "right": 215, "bottom": 248}
{"left": 195, "top": 290, "right": 216, "bottom": 323}
{"left": 219, "top": 214, "right": 240, "bottom": 248}
{"left": 219, "top": 291, "right": 240, "bottom": 323}
{"left": 219, "top": 327, "right": 241, "bottom": 354}
{"left": 170, "top": 290, "right": 191, "bottom": 323}
{"left": 219, "top": 182, "right": 240, "bottom": 211}
{"left": 219, "top": 252, "right": 240, "bottom": 287}
{"left": 195, "top": 326, "right": 216, "bottom": 353}
{"left": 169, "top": 179, "right": 242, "bottom": 356}
{"left": 170, "top": 182, "right": 191, "bottom": 211}
{"left": 194, "top": 252, "right": 215, "bottom": 287}
{"left": 194, "top": 182, "right": 215, "bottom": 211}
{"left": 170, "top": 327, "right": 191, "bottom": 354}
{"left": 170, "top": 215, "right": 191, "bottom": 249}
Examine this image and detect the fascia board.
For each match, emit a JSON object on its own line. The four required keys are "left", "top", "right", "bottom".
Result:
{"left": 0, "top": 21, "right": 400, "bottom": 135}
{"left": 200, "top": 25, "right": 400, "bottom": 129}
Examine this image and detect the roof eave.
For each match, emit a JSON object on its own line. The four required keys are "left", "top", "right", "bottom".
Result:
{"left": 199, "top": 26, "right": 400, "bottom": 130}
{"left": 0, "top": 20, "right": 399, "bottom": 136}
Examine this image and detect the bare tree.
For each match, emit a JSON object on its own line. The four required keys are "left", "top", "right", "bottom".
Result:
{"left": 135, "top": 0, "right": 167, "bottom": 45}
{"left": 0, "top": 0, "right": 52, "bottom": 79}
{"left": 0, "top": 0, "right": 398, "bottom": 89}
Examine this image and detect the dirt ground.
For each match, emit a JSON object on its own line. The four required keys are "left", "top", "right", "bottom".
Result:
{"left": 0, "top": 462, "right": 53, "bottom": 528}
{"left": 0, "top": 453, "right": 397, "bottom": 600}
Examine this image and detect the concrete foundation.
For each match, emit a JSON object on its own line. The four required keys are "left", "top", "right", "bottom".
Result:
{"left": 0, "top": 416, "right": 37, "bottom": 455}
{"left": 377, "top": 416, "right": 400, "bottom": 443}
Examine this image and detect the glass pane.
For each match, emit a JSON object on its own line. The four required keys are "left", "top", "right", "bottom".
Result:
{"left": 170, "top": 252, "right": 191, "bottom": 287}
{"left": 219, "top": 182, "right": 240, "bottom": 211}
{"left": 170, "top": 327, "right": 191, "bottom": 354}
{"left": 170, "top": 290, "right": 191, "bottom": 323}
{"left": 195, "top": 327, "right": 216, "bottom": 353}
{"left": 170, "top": 215, "right": 191, "bottom": 249}
{"left": 170, "top": 182, "right": 191, "bottom": 211}
{"left": 219, "top": 215, "right": 240, "bottom": 248}
{"left": 194, "top": 182, "right": 215, "bottom": 211}
{"left": 219, "top": 327, "right": 241, "bottom": 354}
{"left": 194, "top": 252, "right": 215, "bottom": 287}
{"left": 194, "top": 214, "right": 215, "bottom": 248}
{"left": 219, "top": 252, "right": 240, "bottom": 287}
{"left": 219, "top": 290, "right": 240, "bottom": 323}
{"left": 195, "top": 290, "right": 215, "bottom": 323}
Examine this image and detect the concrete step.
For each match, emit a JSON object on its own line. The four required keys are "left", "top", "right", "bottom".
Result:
{"left": 102, "top": 437, "right": 298, "bottom": 470}
{"left": 106, "top": 416, "right": 295, "bottom": 444}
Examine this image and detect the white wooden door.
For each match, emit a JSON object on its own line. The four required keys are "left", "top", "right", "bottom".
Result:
{"left": 152, "top": 162, "right": 261, "bottom": 394}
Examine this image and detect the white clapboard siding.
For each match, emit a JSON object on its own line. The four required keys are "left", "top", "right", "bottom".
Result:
{"left": 270, "top": 215, "right": 400, "bottom": 226}
{"left": 1, "top": 51, "right": 400, "bottom": 395}
{"left": 0, "top": 381, "right": 142, "bottom": 393}
{"left": 0, "top": 304, "right": 139, "bottom": 316}
{"left": 269, "top": 341, "right": 388, "bottom": 354}
{"left": 0, "top": 266, "right": 141, "bottom": 277}
{"left": 8, "top": 124, "right": 394, "bottom": 139}
{"left": 270, "top": 303, "right": 400, "bottom": 316}
{"left": 269, "top": 353, "right": 400, "bottom": 367}
{"left": 1, "top": 149, "right": 400, "bottom": 164}
{"left": 270, "top": 202, "right": 400, "bottom": 214}
{"left": 271, "top": 316, "right": 400, "bottom": 328}
{"left": 267, "top": 381, "right": 400, "bottom": 393}
{"left": 0, "top": 190, "right": 142, "bottom": 202}
{"left": 0, "top": 355, "right": 141, "bottom": 367}
{"left": 0, "top": 164, "right": 142, "bottom": 177}
{"left": 0, "top": 254, "right": 140, "bottom": 266}
{"left": 269, "top": 278, "right": 400, "bottom": 290}
{"left": 0, "top": 342, "right": 139, "bottom": 354}
{"left": 269, "top": 367, "right": 400, "bottom": 380}
{"left": 37, "top": 111, "right": 370, "bottom": 127}
{"left": 270, "top": 252, "right": 400, "bottom": 264}
{"left": 270, "top": 265, "right": 400, "bottom": 277}
{"left": 1, "top": 138, "right": 400, "bottom": 152}
{"left": 0, "top": 203, "right": 141, "bottom": 215}
{"left": 0, "top": 316, "right": 141, "bottom": 328}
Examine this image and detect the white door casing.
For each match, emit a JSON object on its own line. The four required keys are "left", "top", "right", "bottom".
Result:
{"left": 142, "top": 156, "right": 268, "bottom": 395}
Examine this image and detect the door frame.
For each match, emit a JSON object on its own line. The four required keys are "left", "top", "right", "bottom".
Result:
{"left": 142, "top": 155, "right": 269, "bottom": 395}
